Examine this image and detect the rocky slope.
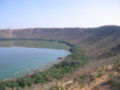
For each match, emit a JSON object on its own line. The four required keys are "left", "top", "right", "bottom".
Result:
{"left": 50, "top": 59, "right": 120, "bottom": 90}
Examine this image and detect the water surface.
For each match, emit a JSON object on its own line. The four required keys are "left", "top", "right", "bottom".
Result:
{"left": 0, "top": 40, "right": 69, "bottom": 79}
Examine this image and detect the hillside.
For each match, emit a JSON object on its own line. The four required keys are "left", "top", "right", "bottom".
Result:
{"left": 49, "top": 59, "right": 120, "bottom": 90}
{"left": 0, "top": 25, "right": 120, "bottom": 90}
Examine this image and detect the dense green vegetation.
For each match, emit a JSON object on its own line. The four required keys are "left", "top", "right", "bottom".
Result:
{"left": 0, "top": 45, "right": 90, "bottom": 90}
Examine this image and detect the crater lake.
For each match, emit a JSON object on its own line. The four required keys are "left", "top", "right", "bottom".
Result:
{"left": 0, "top": 40, "right": 70, "bottom": 79}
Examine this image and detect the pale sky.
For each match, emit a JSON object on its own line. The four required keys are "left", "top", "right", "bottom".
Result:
{"left": 0, "top": 0, "right": 120, "bottom": 29}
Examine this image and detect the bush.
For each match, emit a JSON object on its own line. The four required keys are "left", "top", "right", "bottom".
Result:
{"left": 108, "top": 76, "right": 120, "bottom": 89}
{"left": 113, "top": 59, "right": 120, "bottom": 72}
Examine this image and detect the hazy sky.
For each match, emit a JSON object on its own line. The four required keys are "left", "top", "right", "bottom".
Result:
{"left": 0, "top": 0, "right": 120, "bottom": 29}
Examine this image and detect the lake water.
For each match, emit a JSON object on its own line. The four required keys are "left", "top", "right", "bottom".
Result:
{"left": 0, "top": 40, "right": 69, "bottom": 79}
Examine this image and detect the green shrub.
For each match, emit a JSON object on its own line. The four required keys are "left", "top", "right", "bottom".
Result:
{"left": 113, "top": 59, "right": 120, "bottom": 72}
{"left": 108, "top": 76, "right": 120, "bottom": 89}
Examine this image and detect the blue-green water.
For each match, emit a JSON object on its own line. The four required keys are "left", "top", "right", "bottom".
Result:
{"left": 0, "top": 40, "right": 69, "bottom": 79}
